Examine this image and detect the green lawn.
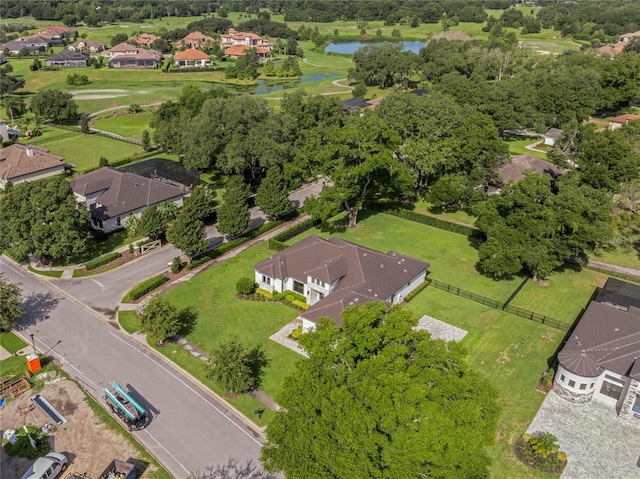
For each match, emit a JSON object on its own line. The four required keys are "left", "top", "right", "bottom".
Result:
{"left": 92, "top": 111, "right": 154, "bottom": 141}
{"left": 591, "top": 242, "right": 640, "bottom": 270}
{"left": 1, "top": 331, "right": 28, "bottom": 354}
{"left": 406, "top": 287, "right": 561, "bottom": 479}
{"left": 24, "top": 126, "right": 144, "bottom": 172}
{"left": 293, "top": 212, "right": 524, "bottom": 302}
{"left": 412, "top": 198, "right": 477, "bottom": 226}
{"left": 508, "top": 265, "right": 608, "bottom": 325}
{"left": 505, "top": 134, "right": 549, "bottom": 160}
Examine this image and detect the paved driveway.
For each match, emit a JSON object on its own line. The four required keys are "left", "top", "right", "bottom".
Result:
{"left": 527, "top": 391, "right": 640, "bottom": 479}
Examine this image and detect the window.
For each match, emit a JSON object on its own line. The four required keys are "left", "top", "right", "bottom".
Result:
{"left": 632, "top": 394, "right": 640, "bottom": 413}
{"left": 261, "top": 275, "right": 271, "bottom": 285}
{"left": 590, "top": 383, "right": 594, "bottom": 389}
{"left": 568, "top": 380, "right": 575, "bottom": 388}
{"left": 293, "top": 280, "right": 304, "bottom": 294}
{"left": 579, "top": 383, "right": 586, "bottom": 390}
{"left": 560, "top": 374, "right": 565, "bottom": 383}
{"left": 116, "top": 216, "right": 121, "bottom": 226}
{"left": 600, "top": 375, "right": 624, "bottom": 400}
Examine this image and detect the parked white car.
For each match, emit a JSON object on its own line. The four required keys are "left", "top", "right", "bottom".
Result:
{"left": 20, "top": 452, "right": 68, "bottom": 479}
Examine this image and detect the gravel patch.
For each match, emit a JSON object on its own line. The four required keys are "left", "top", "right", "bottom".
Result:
{"left": 415, "top": 315, "right": 468, "bottom": 342}
{"left": 527, "top": 390, "right": 640, "bottom": 479}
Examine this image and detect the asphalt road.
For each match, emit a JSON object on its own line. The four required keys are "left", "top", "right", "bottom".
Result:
{"left": 0, "top": 257, "right": 272, "bottom": 479}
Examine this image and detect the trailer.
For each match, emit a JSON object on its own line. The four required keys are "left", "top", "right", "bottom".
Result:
{"left": 102, "top": 382, "right": 147, "bottom": 431}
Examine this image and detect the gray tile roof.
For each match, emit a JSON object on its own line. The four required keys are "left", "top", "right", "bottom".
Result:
{"left": 558, "top": 278, "right": 640, "bottom": 379}
{"left": 46, "top": 50, "right": 89, "bottom": 62}
{"left": 545, "top": 128, "right": 563, "bottom": 139}
{"left": 255, "top": 235, "right": 429, "bottom": 326}
{"left": 70, "top": 167, "right": 184, "bottom": 220}
{"left": 497, "top": 154, "right": 568, "bottom": 185}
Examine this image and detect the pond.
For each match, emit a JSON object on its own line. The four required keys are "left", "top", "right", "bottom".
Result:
{"left": 324, "top": 40, "right": 427, "bottom": 55}
{"left": 204, "top": 73, "right": 340, "bottom": 95}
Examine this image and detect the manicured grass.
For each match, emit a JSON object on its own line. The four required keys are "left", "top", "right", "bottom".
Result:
{"left": 508, "top": 265, "right": 608, "bottom": 325}
{"left": 118, "top": 310, "right": 140, "bottom": 335}
{"left": 412, "top": 199, "right": 477, "bottom": 226}
{"left": 505, "top": 135, "right": 549, "bottom": 160}
{"left": 0, "top": 355, "right": 29, "bottom": 378}
{"left": 92, "top": 111, "right": 154, "bottom": 141}
{"left": 591, "top": 242, "right": 640, "bottom": 270}
{"left": 406, "top": 287, "right": 561, "bottom": 478}
{"left": 27, "top": 265, "right": 63, "bottom": 278}
{"left": 66, "top": 229, "right": 140, "bottom": 266}
{"left": 0, "top": 331, "right": 28, "bottom": 354}
{"left": 24, "top": 127, "right": 144, "bottom": 172}
{"left": 293, "top": 212, "right": 524, "bottom": 302}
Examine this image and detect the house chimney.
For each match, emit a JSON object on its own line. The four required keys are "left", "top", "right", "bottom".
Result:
{"left": 26, "top": 145, "right": 34, "bottom": 157}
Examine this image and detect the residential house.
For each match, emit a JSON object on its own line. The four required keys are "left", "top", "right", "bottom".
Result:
{"left": 487, "top": 154, "right": 568, "bottom": 194}
{"left": 129, "top": 33, "right": 159, "bottom": 48}
{"left": 0, "top": 40, "right": 45, "bottom": 55}
{"left": 45, "top": 51, "right": 90, "bottom": 68}
{"left": 223, "top": 44, "right": 269, "bottom": 61}
{"left": 342, "top": 97, "right": 382, "bottom": 113}
{"left": 619, "top": 30, "right": 640, "bottom": 43}
{"left": 38, "top": 26, "right": 77, "bottom": 40}
{"left": 21, "top": 35, "right": 52, "bottom": 49}
{"left": 609, "top": 114, "right": 640, "bottom": 131}
{"left": 554, "top": 278, "right": 640, "bottom": 422}
{"left": 175, "top": 31, "right": 215, "bottom": 50}
{"left": 68, "top": 40, "right": 105, "bottom": 53}
{"left": 70, "top": 167, "right": 185, "bottom": 233}
{"left": 596, "top": 43, "right": 625, "bottom": 57}
{"left": 254, "top": 235, "right": 429, "bottom": 332}
{"left": 105, "top": 43, "right": 161, "bottom": 69}
{"left": 544, "top": 128, "right": 563, "bottom": 146}
{"left": 221, "top": 28, "right": 272, "bottom": 51}
{"left": 174, "top": 49, "right": 212, "bottom": 68}
{"left": 0, "top": 144, "right": 65, "bottom": 189}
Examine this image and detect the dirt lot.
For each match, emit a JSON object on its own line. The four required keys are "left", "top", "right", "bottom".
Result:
{"left": 1, "top": 374, "right": 140, "bottom": 479}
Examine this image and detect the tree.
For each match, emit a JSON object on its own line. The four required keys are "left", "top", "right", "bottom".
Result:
{"left": 138, "top": 205, "right": 167, "bottom": 241}
{"left": 166, "top": 208, "right": 208, "bottom": 260}
{"left": 474, "top": 172, "right": 613, "bottom": 280}
{"left": 216, "top": 176, "right": 250, "bottom": 236}
{"left": 206, "top": 338, "right": 265, "bottom": 395}
{"left": 138, "top": 296, "right": 181, "bottom": 343}
{"left": 0, "top": 67, "right": 25, "bottom": 99}
{"left": 110, "top": 33, "right": 128, "bottom": 47}
{"left": 30, "top": 90, "right": 78, "bottom": 124}
{"left": 183, "top": 185, "right": 217, "bottom": 222}
{"left": 349, "top": 43, "right": 417, "bottom": 89}
{"left": 80, "top": 115, "right": 90, "bottom": 134}
{"left": 0, "top": 177, "right": 89, "bottom": 263}
{"left": 30, "top": 58, "right": 42, "bottom": 71}
{"left": 261, "top": 302, "right": 500, "bottom": 479}
{"left": 5, "top": 96, "right": 26, "bottom": 119}
{"left": 0, "top": 274, "right": 22, "bottom": 331}
{"left": 142, "top": 129, "right": 151, "bottom": 151}
{"left": 305, "top": 113, "right": 412, "bottom": 228}
{"left": 255, "top": 167, "right": 293, "bottom": 219}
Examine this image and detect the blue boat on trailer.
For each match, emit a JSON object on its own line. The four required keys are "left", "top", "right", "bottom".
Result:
{"left": 103, "top": 381, "right": 147, "bottom": 430}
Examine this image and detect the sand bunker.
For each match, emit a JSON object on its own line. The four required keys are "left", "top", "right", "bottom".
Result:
{"left": 70, "top": 89, "right": 147, "bottom": 100}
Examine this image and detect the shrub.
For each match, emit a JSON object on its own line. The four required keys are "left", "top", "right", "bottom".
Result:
{"left": 124, "top": 275, "right": 168, "bottom": 302}
{"left": 84, "top": 252, "right": 121, "bottom": 270}
{"left": 292, "top": 300, "right": 309, "bottom": 310}
{"left": 372, "top": 204, "right": 479, "bottom": 238}
{"left": 274, "top": 291, "right": 306, "bottom": 303}
{"left": 171, "top": 256, "right": 182, "bottom": 274}
{"left": 289, "top": 326, "right": 303, "bottom": 340}
{"left": 236, "top": 277, "right": 257, "bottom": 295}
{"left": 256, "top": 288, "right": 273, "bottom": 298}
{"left": 404, "top": 280, "right": 429, "bottom": 302}
{"left": 3, "top": 425, "right": 51, "bottom": 459}
{"left": 515, "top": 432, "right": 567, "bottom": 473}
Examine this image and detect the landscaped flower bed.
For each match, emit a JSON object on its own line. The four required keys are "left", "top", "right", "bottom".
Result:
{"left": 515, "top": 432, "right": 567, "bottom": 473}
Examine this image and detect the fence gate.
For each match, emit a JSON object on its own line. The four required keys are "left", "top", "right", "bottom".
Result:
{"left": 140, "top": 239, "right": 161, "bottom": 255}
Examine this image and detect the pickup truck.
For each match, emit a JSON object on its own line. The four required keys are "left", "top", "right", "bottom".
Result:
{"left": 20, "top": 452, "right": 68, "bottom": 479}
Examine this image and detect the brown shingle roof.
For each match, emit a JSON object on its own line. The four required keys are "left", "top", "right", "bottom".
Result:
{"left": 255, "top": 235, "right": 429, "bottom": 326}
{"left": 0, "top": 144, "right": 64, "bottom": 180}
{"left": 610, "top": 114, "right": 640, "bottom": 124}
{"left": 558, "top": 278, "right": 640, "bottom": 379}
{"left": 497, "top": 154, "right": 568, "bottom": 185}
{"left": 70, "top": 167, "right": 184, "bottom": 220}
{"left": 174, "top": 49, "right": 210, "bottom": 61}
{"left": 224, "top": 45, "right": 268, "bottom": 56}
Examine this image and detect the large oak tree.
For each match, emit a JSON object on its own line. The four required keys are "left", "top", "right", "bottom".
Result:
{"left": 261, "top": 302, "right": 500, "bottom": 479}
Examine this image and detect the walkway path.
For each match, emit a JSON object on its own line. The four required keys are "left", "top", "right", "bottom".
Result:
{"left": 524, "top": 139, "right": 548, "bottom": 153}
{"left": 587, "top": 259, "right": 640, "bottom": 278}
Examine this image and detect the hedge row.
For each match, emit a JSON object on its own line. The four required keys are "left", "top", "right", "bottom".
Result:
{"left": 186, "top": 220, "right": 284, "bottom": 270}
{"left": 84, "top": 252, "right": 121, "bottom": 271}
{"left": 269, "top": 217, "right": 320, "bottom": 251}
{"left": 403, "top": 280, "right": 429, "bottom": 303}
{"left": 124, "top": 274, "right": 168, "bottom": 302}
{"left": 373, "top": 205, "right": 479, "bottom": 238}
{"left": 273, "top": 290, "right": 306, "bottom": 303}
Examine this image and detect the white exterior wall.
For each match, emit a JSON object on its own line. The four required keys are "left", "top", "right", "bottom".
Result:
{"left": 84, "top": 195, "right": 183, "bottom": 233}
{"left": 301, "top": 317, "right": 316, "bottom": 333}
{"left": 390, "top": 271, "right": 427, "bottom": 303}
{"left": 592, "top": 370, "right": 629, "bottom": 407}
{"left": 0, "top": 165, "right": 65, "bottom": 189}
{"left": 544, "top": 137, "right": 555, "bottom": 146}
{"left": 554, "top": 364, "right": 597, "bottom": 401}
{"left": 254, "top": 272, "right": 284, "bottom": 293}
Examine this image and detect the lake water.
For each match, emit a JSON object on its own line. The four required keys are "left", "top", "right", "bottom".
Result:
{"left": 324, "top": 41, "right": 427, "bottom": 55}
{"left": 203, "top": 73, "right": 341, "bottom": 95}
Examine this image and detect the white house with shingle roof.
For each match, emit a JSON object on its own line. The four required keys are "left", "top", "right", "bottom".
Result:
{"left": 554, "top": 278, "right": 640, "bottom": 422}
{"left": 0, "top": 144, "right": 65, "bottom": 189}
{"left": 70, "top": 167, "right": 184, "bottom": 232}
{"left": 254, "top": 235, "right": 429, "bottom": 332}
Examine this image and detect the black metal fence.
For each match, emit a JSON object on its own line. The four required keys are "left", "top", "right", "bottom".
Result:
{"left": 428, "top": 279, "right": 571, "bottom": 331}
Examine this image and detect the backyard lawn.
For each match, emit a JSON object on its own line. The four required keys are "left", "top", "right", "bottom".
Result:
{"left": 92, "top": 111, "right": 154, "bottom": 141}
{"left": 406, "top": 287, "right": 562, "bottom": 479}
{"left": 505, "top": 134, "right": 549, "bottom": 160}
{"left": 508, "top": 265, "right": 608, "bottom": 325}
{"left": 292, "top": 211, "right": 524, "bottom": 302}
{"left": 24, "top": 126, "right": 144, "bottom": 172}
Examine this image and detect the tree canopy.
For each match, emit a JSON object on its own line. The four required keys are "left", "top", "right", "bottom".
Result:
{"left": 216, "top": 176, "right": 251, "bottom": 236}
{"left": 0, "top": 177, "right": 89, "bottom": 263}
{"left": 166, "top": 208, "right": 208, "bottom": 260}
{"left": 261, "top": 302, "right": 500, "bottom": 479}
{"left": 0, "top": 274, "right": 22, "bottom": 331}
{"left": 255, "top": 166, "right": 293, "bottom": 219}
{"left": 29, "top": 89, "right": 78, "bottom": 124}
